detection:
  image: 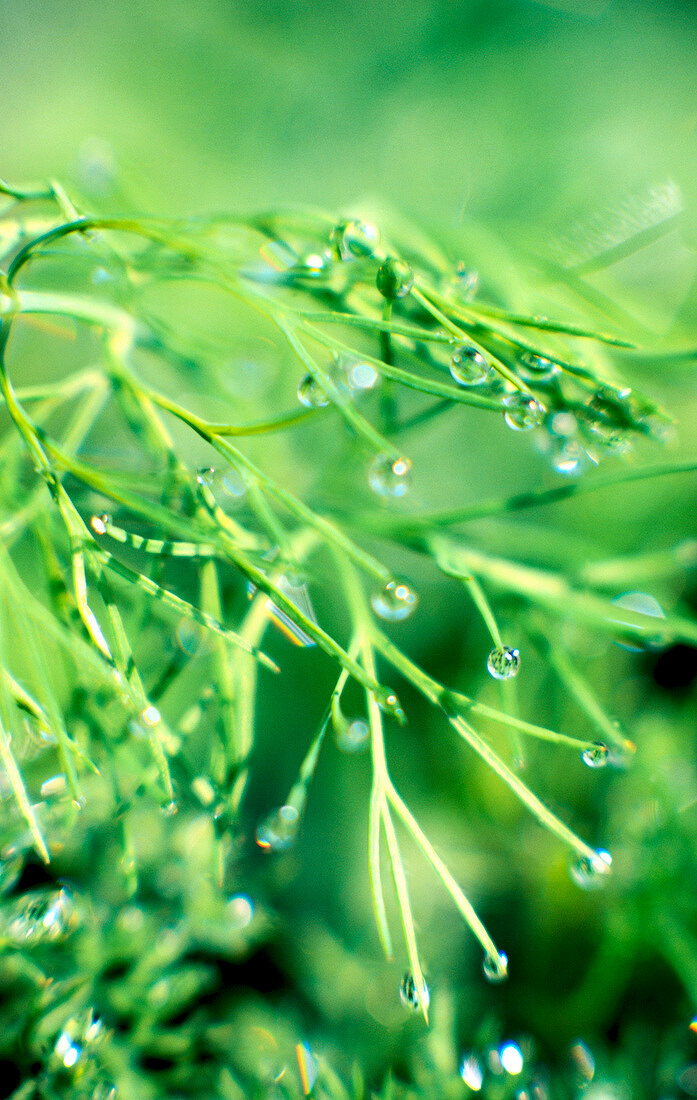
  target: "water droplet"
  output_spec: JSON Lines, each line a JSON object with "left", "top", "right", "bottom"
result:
{"left": 93, "top": 1084, "right": 118, "bottom": 1100}
{"left": 376, "top": 258, "right": 414, "bottom": 300}
{"left": 330, "top": 219, "right": 380, "bottom": 260}
{"left": 346, "top": 359, "right": 379, "bottom": 391}
{"left": 368, "top": 454, "right": 411, "bottom": 498}
{"left": 548, "top": 412, "right": 577, "bottom": 438}
{"left": 41, "top": 774, "right": 68, "bottom": 799}
{"left": 569, "top": 1040, "right": 595, "bottom": 1084}
{"left": 453, "top": 263, "right": 479, "bottom": 299}
{"left": 140, "top": 705, "right": 161, "bottom": 727}
{"left": 90, "top": 513, "right": 109, "bottom": 536}
{"left": 255, "top": 805, "right": 300, "bottom": 852}
{"left": 370, "top": 578, "right": 418, "bottom": 622}
{"left": 221, "top": 469, "right": 247, "bottom": 501}
{"left": 611, "top": 591, "right": 667, "bottom": 651}
{"left": 518, "top": 352, "right": 560, "bottom": 382}
{"left": 227, "top": 893, "right": 254, "bottom": 929}
{"left": 196, "top": 466, "right": 216, "bottom": 488}
{"left": 569, "top": 849, "right": 612, "bottom": 889}
{"left": 551, "top": 438, "right": 586, "bottom": 476}
{"left": 487, "top": 646, "right": 520, "bottom": 681}
{"left": 582, "top": 742, "right": 609, "bottom": 769}
{"left": 483, "top": 951, "right": 508, "bottom": 983}
{"left": 299, "top": 252, "right": 326, "bottom": 277}
{"left": 460, "top": 1054, "right": 484, "bottom": 1091}
{"left": 500, "top": 1042, "right": 524, "bottom": 1075}
{"left": 4, "top": 887, "right": 78, "bottom": 944}
{"left": 379, "top": 691, "right": 405, "bottom": 721}
{"left": 335, "top": 718, "right": 370, "bottom": 753}
{"left": 343, "top": 220, "right": 380, "bottom": 258}
{"left": 503, "top": 394, "right": 545, "bottom": 432}
{"left": 297, "top": 374, "right": 329, "bottom": 409}
{"left": 450, "top": 344, "right": 491, "bottom": 386}
{"left": 399, "top": 972, "right": 429, "bottom": 1013}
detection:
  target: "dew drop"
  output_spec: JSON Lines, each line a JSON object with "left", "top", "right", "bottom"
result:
{"left": 342, "top": 219, "right": 380, "bottom": 258}
{"left": 376, "top": 258, "right": 414, "bottom": 300}
{"left": 5, "top": 887, "right": 79, "bottom": 944}
{"left": 569, "top": 849, "right": 612, "bottom": 889}
{"left": 370, "top": 577, "right": 418, "bottom": 622}
{"left": 399, "top": 972, "right": 429, "bottom": 1013}
{"left": 518, "top": 351, "right": 560, "bottom": 382}
{"left": 255, "top": 804, "right": 300, "bottom": 852}
{"left": 450, "top": 344, "right": 491, "bottom": 386}
{"left": 90, "top": 513, "right": 109, "bottom": 536}
{"left": 299, "top": 252, "right": 326, "bottom": 277}
{"left": 483, "top": 951, "right": 508, "bottom": 983}
{"left": 297, "top": 374, "right": 329, "bottom": 409}
{"left": 196, "top": 466, "right": 216, "bottom": 488}
{"left": 140, "top": 705, "right": 161, "bottom": 727}
{"left": 460, "top": 1054, "right": 484, "bottom": 1091}
{"left": 93, "top": 1085, "right": 118, "bottom": 1100}
{"left": 227, "top": 893, "right": 254, "bottom": 930}
{"left": 569, "top": 1040, "right": 595, "bottom": 1084}
{"left": 487, "top": 646, "right": 520, "bottom": 681}
{"left": 368, "top": 453, "right": 411, "bottom": 498}
{"left": 500, "top": 1042, "right": 524, "bottom": 1075}
{"left": 582, "top": 742, "right": 609, "bottom": 769}
{"left": 346, "top": 359, "right": 379, "bottom": 391}
{"left": 503, "top": 394, "right": 545, "bottom": 432}
{"left": 453, "top": 263, "right": 480, "bottom": 299}
{"left": 335, "top": 718, "right": 370, "bottom": 753}
{"left": 40, "top": 774, "right": 68, "bottom": 799}
{"left": 611, "top": 591, "right": 667, "bottom": 651}
{"left": 551, "top": 439, "right": 586, "bottom": 476}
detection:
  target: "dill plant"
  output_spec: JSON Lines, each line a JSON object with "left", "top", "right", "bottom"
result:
{"left": 0, "top": 176, "right": 695, "bottom": 1097}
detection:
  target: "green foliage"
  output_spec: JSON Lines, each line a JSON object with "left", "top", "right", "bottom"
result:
{"left": 0, "top": 177, "right": 696, "bottom": 1097}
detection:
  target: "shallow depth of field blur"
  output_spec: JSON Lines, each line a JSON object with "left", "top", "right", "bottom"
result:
{"left": 2, "top": 0, "right": 697, "bottom": 1096}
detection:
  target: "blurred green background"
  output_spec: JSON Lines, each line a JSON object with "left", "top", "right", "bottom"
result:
{"left": 2, "top": 1, "right": 697, "bottom": 1096}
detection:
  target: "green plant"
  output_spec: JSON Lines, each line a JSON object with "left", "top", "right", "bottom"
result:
{"left": 0, "top": 176, "right": 696, "bottom": 1097}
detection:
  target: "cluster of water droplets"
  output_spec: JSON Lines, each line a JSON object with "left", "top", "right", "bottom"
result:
{"left": 51, "top": 1008, "right": 106, "bottom": 1076}
{"left": 370, "top": 577, "right": 418, "bottom": 622}
{"left": 487, "top": 646, "right": 521, "bottom": 681}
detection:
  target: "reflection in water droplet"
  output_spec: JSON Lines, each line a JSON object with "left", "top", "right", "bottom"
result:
{"left": 376, "top": 258, "right": 414, "bottom": 300}
{"left": 487, "top": 646, "right": 521, "bottom": 681}
{"left": 503, "top": 394, "right": 545, "bottom": 432}
{"left": 450, "top": 344, "right": 491, "bottom": 386}
{"left": 330, "top": 219, "right": 380, "bottom": 260}
{"left": 5, "top": 887, "right": 78, "bottom": 944}
{"left": 500, "top": 1042, "right": 524, "bottom": 1075}
{"left": 255, "top": 805, "right": 300, "bottom": 852}
{"left": 582, "top": 742, "right": 609, "bottom": 769}
{"left": 53, "top": 1009, "right": 104, "bottom": 1074}
{"left": 460, "top": 1054, "right": 484, "bottom": 1091}
{"left": 227, "top": 893, "right": 254, "bottom": 930}
{"left": 518, "top": 352, "right": 560, "bottom": 382}
{"left": 399, "top": 972, "right": 429, "bottom": 1013}
{"left": 569, "top": 849, "right": 612, "bottom": 889}
{"left": 483, "top": 951, "right": 508, "bottom": 983}
{"left": 300, "top": 253, "right": 326, "bottom": 277}
{"left": 297, "top": 375, "right": 329, "bottom": 409}
{"left": 370, "top": 578, "right": 418, "bottom": 622}
{"left": 368, "top": 454, "right": 411, "bottom": 498}
{"left": 335, "top": 718, "right": 370, "bottom": 753}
